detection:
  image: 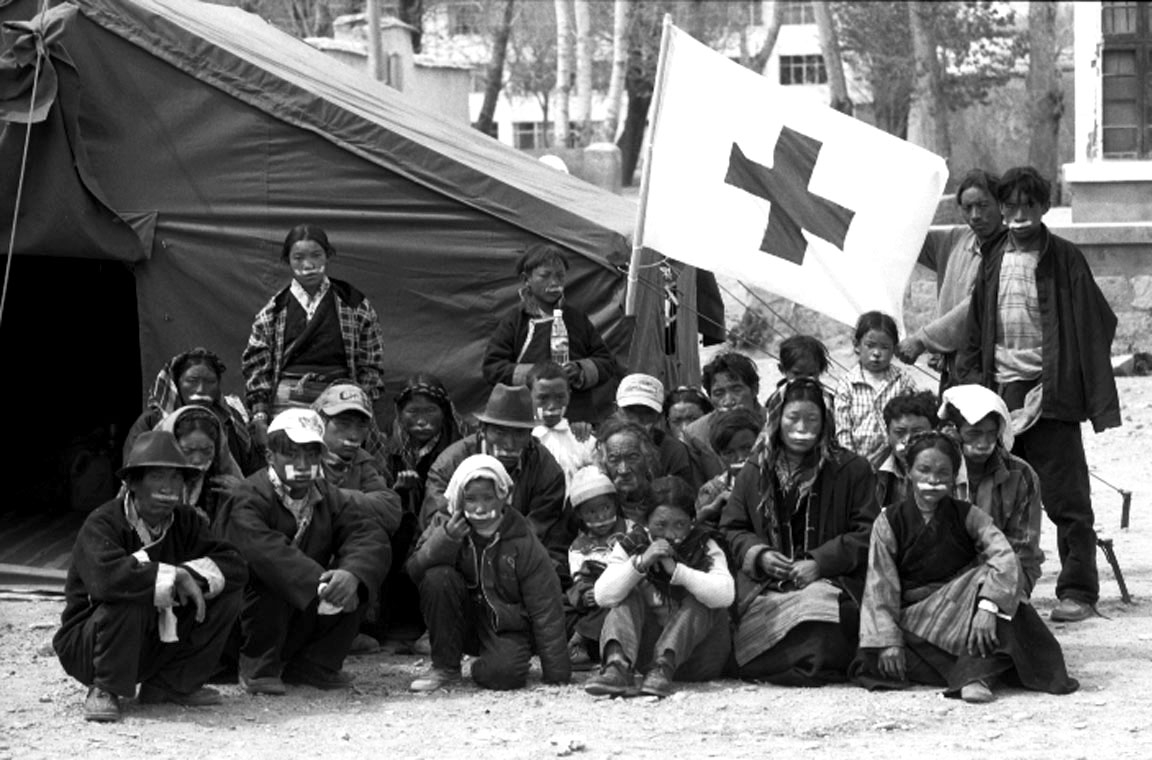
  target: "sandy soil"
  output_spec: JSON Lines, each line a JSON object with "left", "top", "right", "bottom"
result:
{"left": 2, "top": 370, "right": 1150, "bottom": 760}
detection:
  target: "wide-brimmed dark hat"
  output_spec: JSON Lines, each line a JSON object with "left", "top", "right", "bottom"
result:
{"left": 117, "top": 430, "right": 203, "bottom": 479}
{"left": 474, "top": 383, "right": 536, "bottom": 429}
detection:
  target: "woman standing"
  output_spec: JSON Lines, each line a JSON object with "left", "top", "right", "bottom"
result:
{"left": 721, "top": 378, "right": 879, "bottom": 685}
{"left": 242, "top": 225, "right": 385, "bottom": 443}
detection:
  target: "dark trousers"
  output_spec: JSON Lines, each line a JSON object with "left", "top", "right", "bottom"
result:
{"left": 238, "top": 581, "right": 362, "bottom": 680}
{"left": 600, "top": 589, "right": 731, "bottom": 681}
{"left": 54, "top": 588, "right": 242, "bottom": 699}
{"left": 419, "top": 565, "right": 533, "bottom": 691}
{"left": 1012, "top": 418, "right": 1099, "bottom": 604}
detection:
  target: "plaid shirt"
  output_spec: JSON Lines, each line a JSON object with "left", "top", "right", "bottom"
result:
{"left": 242, "top": 278, "right": 385, "bottom": 415}
{"left": 954, "top": 450, "right": 1044, "bottom": 596}
{"left": 832, "top": 364, "right": 918, "bottom": 467}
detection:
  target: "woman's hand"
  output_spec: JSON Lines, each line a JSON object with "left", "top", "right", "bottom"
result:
{"left": 878, "top": 646, "right": 906, "bottom": 681}
{"left": 638, "top": 539, "right": 673, "bottom": 572}
{"left": 967, "top": 608, "right": 999, "bottom": 657}
{"left": 757, "top": 550, "right": 793, "bottom": 581}
{"left": 789, "top": 559, "right": 820, "bottom": 589}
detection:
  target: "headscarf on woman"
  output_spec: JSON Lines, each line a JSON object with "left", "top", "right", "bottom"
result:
{"left": 156, "top": 405, "right": 242, "bottom": 522}
{"left": 444, "top": 454, "right": 513, "bottom": 514}
{"left": 390, "top": 374, "right": 465, "bottom": 475}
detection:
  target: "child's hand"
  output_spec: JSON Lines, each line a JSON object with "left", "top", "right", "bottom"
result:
{"left": 444, "top": 511, "right": 469, "bottom": 540}
{"left": 639, "top": 539, "right": 673, "bottom": 571}
{"left": 581, "top": 588, "right": 597, "bottom": 608}
{"left": 757, "top": 550, "right": 793, "bottom": 581}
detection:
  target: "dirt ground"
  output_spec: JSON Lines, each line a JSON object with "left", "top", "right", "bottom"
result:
{"left": 2, "top": 367, "right": 1150, "bottom": 760}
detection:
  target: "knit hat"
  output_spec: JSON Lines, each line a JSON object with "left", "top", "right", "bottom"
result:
{"left": 569, "top": 466, "right": 616, "bottom": 507}
{"left": 616, "top": 373, "right": 665, "bottom": 413}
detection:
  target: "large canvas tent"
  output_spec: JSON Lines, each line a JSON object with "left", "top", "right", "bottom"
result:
{"left": 0, "top": 0, "right": 721, "bottom": 417}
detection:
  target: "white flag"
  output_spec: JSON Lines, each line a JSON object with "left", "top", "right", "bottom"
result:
{"left": 640, "top": 25, "right": 948, "bottom": 328}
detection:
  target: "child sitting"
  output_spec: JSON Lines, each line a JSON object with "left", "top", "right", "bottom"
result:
{"left": 407, "top": 454, "right": 570, "bottom": 691}
{"left": 874, "top": 390, "right": 938, "bottom": 507}
{"left": 566, "top": 467, "right": 632, "bottom": 670}
{"left": 528, "top": 362, "right": 597, "bottom": 489}
{"left": 585, "top": 476, "right": 734, "bottom": 699}
{"left": 834, "top": 312, "right": 919, "bottom": 467}
{"left": 482, "top": 243, "right": 620, "bottom": 423}
{"left": 694, "top": 408, "right": 761, "bottom": 526}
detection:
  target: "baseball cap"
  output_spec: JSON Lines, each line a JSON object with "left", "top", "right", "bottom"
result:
{"left": 314, "top": 383, "right": 373, "bottom": 418}
{"left": 268, "top": 408, "right": 327, "bottom": 446}
{"left": 616, "top": 373, "right": 665, "bottom": 414}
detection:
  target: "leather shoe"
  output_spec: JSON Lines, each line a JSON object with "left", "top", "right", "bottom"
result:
{"left": 138, "top": 683, "right": 222, "bottom": 706}
{"left": 84, "top": 686, "right": 121, "bottom": 722}
{"left": 639, "top": 660, "right": 675, "bottom": 699}
{"left": 1050, "top": 598, "right": 1093, "bottom": 623}
{"left": 960, "top": 680, "right": 995, "bottom": 704}
{"left": 282, "top": 661, "right": 354, "bottom": 690}
{"left": 239, "top": 673, "right": 287, "bottom": 696}
{"left": 584, "top": 660, "right": 632, "bottom": 697}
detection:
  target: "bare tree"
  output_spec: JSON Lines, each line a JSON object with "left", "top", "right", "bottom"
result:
{"left": 1026, "top": 0, "right": 1063, "bottom": 195}
{"left": 573, "top": 0, "right": 593, "bottom": 146}
{"left": 475, "top": 0, "right": 517, "bottom": 138}
{"left": 553, "top": 0, "right": 573, "bottom": 148}
{"left": 746, "top": 0, "right": 782, "bottom": 75}
{"left": 907, "top": 0, "right": 951, "bottom": 172}
{"left": 398, "top": 0, "right": 424, "bottom": 53}
{"left": 813, "top": 1, "right": 850, "bottom": 113}
{"left": 600, "top": 0, "right": 630, "bottom": 143}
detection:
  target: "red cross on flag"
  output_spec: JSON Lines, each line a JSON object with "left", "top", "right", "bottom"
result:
{"left": 637, "top": 24, "right": 948, "bottom": 328}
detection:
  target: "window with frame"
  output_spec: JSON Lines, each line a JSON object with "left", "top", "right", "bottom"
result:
{"left": 513, "top": 121, "right": 548, "bottom": 150}
{"left": 778, "top": 54, "right": 827, "bottom": 86}
{"left": 780, "top": 1, "right": 816, "bottom": 26}
{"left": 1100, "top": 1, "right": 1152, "bottom": 157}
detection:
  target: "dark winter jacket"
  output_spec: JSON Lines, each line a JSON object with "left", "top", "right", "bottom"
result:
{"left": 407, "top": 508, "right": 571, "bottom": 685}
{"left": 955, "top": 225, "right": 1121, "bottom": 432}
{"left": 216, "top": 470, "right": 391, "bottom": 610}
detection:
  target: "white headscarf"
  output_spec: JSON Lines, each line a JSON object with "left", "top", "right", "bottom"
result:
{"left": 446, "top": 454, "right": 514, "bottom": 513}
{"left": 939, "top": 384, "right": 1014, "bottom": 451}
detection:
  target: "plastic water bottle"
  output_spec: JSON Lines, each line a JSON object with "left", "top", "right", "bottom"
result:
{"left": 550, "top": 308, "right": 569, "bottom": 365}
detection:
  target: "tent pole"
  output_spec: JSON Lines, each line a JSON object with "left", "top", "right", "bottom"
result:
{"left": 625, "top": 13, "right": 673, "bottom": 316}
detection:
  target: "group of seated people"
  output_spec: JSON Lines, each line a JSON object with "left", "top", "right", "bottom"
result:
{"left": 55, "top": 195, "right": 1093, "bottom": 722}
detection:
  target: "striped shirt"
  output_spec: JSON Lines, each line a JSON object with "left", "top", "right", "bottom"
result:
{"left": 994, "top": 249, "right": 1043, "bottom": 382}
{"left": 833, "top": 364, "right": 919, "bottom": 467}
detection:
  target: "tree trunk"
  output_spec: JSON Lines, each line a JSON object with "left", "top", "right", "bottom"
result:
{"left": 813, "top": 0, "right": 850, "bottom": 114}
{"left": 617, "top": 87, "right": 650, "bottom": 187}
{"left": 747, "top": 0, "right": 782, "bottom": 75}
{"left": 599, "top": 0, "right": 629, "bottom": 143}
{"left": 366, "top": 0, "right": 384, "bottom": 82}
{"left": 553, "top": 0, "right": 573, "bottom": 148}
{"left": 1027, "top": 0, "right": 1063, "bottom": 201}
{"left": 398, "top": 0, "right": 424, "bottom": 54}
{"left": 475, "top": 0, "right": 516, "bottom": 138}
{"left": 573, "top": 0, "right": 593, "bottom": 147}
{"left": 907, "top": 1, "right": 951, "bottom": 174}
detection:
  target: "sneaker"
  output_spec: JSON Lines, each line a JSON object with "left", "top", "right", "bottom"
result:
{"left": 1050, "top": 598, "right": 1093, "bottom": 623}
{"left": 282, "top": 661, "right": 355, "bottom": 690}
{"left": 137, "top": 683, "right": 222, "bottom": 706}
{"left": 584, "top": 660, "right": 632, "bottom": 697}
{"left": 349, "top": 633, "right": 382, "bottom": 655}
{"left": 639, "top": 660, "right": 675, "bottom": 699}
{"left": 409, "top": 666, "right": 461, "bottom": 692}
{"left": 960, "top": 680, "right": 995, "bottom": 704}
{"left": 84, "top": 686, "right": 121, "bottom": 722}
{"left": 239, "top": 673, "right": 287, "bottom": 696}
{"left": 569, "top": 643, "right": 596, "bottom": 672}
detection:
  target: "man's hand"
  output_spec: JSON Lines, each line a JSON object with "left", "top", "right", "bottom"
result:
{"left": 638, "top": 539, "right": 673, "bottom": 572}
{"left": 570, "top": 421, "right": 594, "bottom": 443}
{"left": 173, "top": 567, "right": 206, "bottom": 623}
{"left": 319, "top": 568, "right": 360, "bottom": 611}
{"left": 789, "top": 559, "right": 820, "bottom": 589}
{"left": 967, "top": 608, "right": 999, "bottom": 657}
{"left": 878, "top": 645, "right": 906, "bottom": 681}
{"left": 444, "top": 511, "right": 470, "bottom": 540}
{"left": 896, "top": 337, "right": 926, "bottom": 364}
{"left": 757, "top": 550, "right": 793, "bottom": 581}
{"left": 393, "top": 469, "right": 421, "bottom": 492}
{"left": 563, "top": 362, "right": 584, "bottom": 389}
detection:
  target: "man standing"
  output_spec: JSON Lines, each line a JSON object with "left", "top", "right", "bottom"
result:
{"left": 956, "top": 166, "right": 1120, "bottom": 623}
{"left": 54, "top": 431, "right": 246, "bottom": 722}
{"left": 218, "top": 408, "right": 391, "bottom": 694}
{"left": 898, "top": 169, "right": 1006, "bottom": 390}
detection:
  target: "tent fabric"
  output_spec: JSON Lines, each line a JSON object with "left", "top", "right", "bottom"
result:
{"left": 1, "top": 0, "right": 708, "bottom": 417}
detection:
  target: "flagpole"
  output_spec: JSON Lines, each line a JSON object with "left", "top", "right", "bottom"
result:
{"left": 624, "top": 13, "right": 674, "bottom": 316}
